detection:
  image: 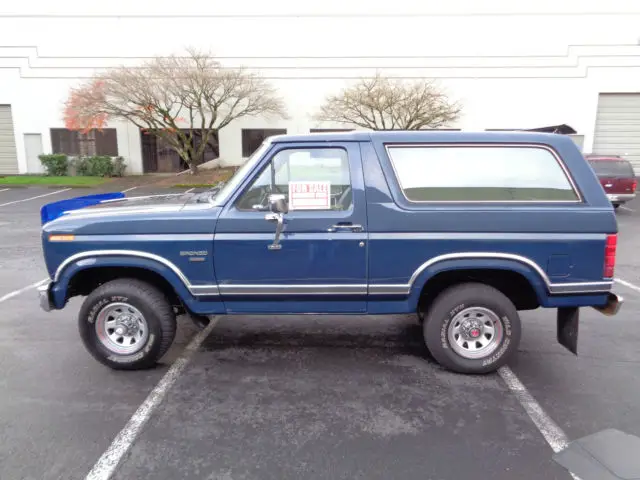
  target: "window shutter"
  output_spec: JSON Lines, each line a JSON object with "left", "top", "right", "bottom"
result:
{"left": 95, "top": 129, "right": 118, "bottom": 156}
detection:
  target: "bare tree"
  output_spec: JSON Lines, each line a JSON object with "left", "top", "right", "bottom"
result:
{"left": 64, "top": 48, "right": 288, "bottom": 173}
{"left": 314, "top": 73, "right": 461, "bottom": 130}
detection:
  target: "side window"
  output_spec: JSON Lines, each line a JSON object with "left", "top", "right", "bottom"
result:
{"left": 386, "top": 145, "right": 580, "bottom": 202}
{"left": 236, "top": 148, "right": 352, "bottom": 211}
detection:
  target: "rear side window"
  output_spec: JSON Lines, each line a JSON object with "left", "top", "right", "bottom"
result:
{"left": 588, "top": 159, "right": 635, "bottom": 177}
{"left": 386, "top": 145, "right": 580, "bottom": 202}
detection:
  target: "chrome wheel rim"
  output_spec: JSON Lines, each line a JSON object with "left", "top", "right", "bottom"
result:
{"left": 447, "top": 307, "right": 504, "bottom": 360}
{"left": 95, "top": 302, "right": 149, "bottom": 355}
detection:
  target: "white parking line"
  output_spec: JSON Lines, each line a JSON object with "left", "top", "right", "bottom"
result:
{"left": 615, "top": 277, "right": 640, "bottom": 293}
{"left": 122, "top": 186, "right": 138, "bottom": 193}
{"left": 0, "top": 188, "right": 71, "bottom": 207}
{"left": 0, "top": 278, "right": 49, "bottom": 304}
{"left": 498, "top": 366, "right": 569, "bottom": 452}
{"left": 85, "top": 316, "right": 219, "bottom": 480}
{"left": 0, "top": 188, "right": 9, "bottom": 193}
{"left": 620, "top": 206, "right": 635, "bottom": 212}
{"left": 184, "top": 188, "right": 195, "bottom": 194}
{"left": 498, "top": 366, "right": 580, "bottom": 479}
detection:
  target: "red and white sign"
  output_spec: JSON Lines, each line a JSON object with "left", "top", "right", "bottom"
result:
{"left": 288, "top": 181, "right": 331, "bottom": 210}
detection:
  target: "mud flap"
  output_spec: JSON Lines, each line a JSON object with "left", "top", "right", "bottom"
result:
{"left": 557, "top": 307, "right": 579, "bottom": 355}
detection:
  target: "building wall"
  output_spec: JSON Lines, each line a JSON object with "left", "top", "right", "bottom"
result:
{"left": 1, "top": 0, "right": 640, "bottom": 173}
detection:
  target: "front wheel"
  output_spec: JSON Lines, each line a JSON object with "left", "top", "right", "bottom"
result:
{"left": 423, "top": 283, "right": 521, "bottom": 374}
{"left": 78, "top": 279, "right": 177, "bottom": 370}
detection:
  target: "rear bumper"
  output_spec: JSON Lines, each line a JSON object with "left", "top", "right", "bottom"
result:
{"left": 607, "top": 193, "right": 636, "bottom": 204}
{"left": 592, "top": 292, "right": 624, "bottom": 316}
{"left": 38, "top": 281, "right": 53, "bottom": 312}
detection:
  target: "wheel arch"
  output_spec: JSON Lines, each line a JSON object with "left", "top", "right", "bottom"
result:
{"left": 409, "top": 255, "right": 548, "bottom": 312}
{"left": 51, "top": 252, "right": 195, "bottom": 309}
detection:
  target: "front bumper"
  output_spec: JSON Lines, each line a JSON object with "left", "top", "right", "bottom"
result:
{"left": 38, "top": 281, "right": 53, "bottom": 312}
{"left": 607, "top": 193, "right": 636, "bottom": 204}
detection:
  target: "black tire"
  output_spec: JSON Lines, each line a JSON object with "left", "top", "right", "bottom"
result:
{"left": 78, "top": 278, "right": 177, "bottom": 370}
{"left": 613, "top": 204, "right": 620, "bottom": 210}
{"left": 423, "top": 283, "right": 521, "bottom": 374}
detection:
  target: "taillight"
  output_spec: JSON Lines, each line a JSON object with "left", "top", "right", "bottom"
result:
{"left": 632, "top": 179, "right": 638, "bottom": 193}
{"left": 604, "top": 234, "right": 617, "bottom": 278}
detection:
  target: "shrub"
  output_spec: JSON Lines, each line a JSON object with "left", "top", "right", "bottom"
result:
{"left": 76, "top": 156, "right": 114, "bottom": 177}
{"left": 112, "top": 156, "right": 127, "bottom": 177}
{"left": 39, "top": 154, "right": 69, "bottom": 176}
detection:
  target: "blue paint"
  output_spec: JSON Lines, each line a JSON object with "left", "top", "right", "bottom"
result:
{"left": 38, "top": 131, "right": 618, "bottom": 322}
{"left": 40, "top": 192, "right": 124, "bottom": 225}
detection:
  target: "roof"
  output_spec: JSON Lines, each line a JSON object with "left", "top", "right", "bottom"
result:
{"left": 269, "top": 129, "right": 569, "bottom": 145}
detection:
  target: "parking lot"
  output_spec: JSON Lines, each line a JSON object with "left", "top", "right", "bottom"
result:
{"left": 1, "top": 186, "right": 640, "bottom": 480}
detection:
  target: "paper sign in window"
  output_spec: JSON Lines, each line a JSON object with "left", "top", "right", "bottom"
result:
{"left": 288, "top": 181, "right": 331, "bottom": 210}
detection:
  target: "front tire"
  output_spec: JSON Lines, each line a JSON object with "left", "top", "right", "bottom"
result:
{"left": 424, "top": 283, "right": 521, "bottom": 374}
{"left": 78, "top": 279, "right": 177, "bottom": 370}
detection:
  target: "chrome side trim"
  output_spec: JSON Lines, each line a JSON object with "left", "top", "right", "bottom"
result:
{"left": 548, "top": 282, "right": 614, "bottom": 294}
{"left": 384, "top": 143, "right": 583, "bottom": 204}
{"left": 189, "top": 285, "right": 221, "bottom": 296}
{"left": 218, "top": 284, "right": 368, "bottom": 295}
{"left": 368, "top": 284, "right": 411, "bottom": 295}
{"left": 368, "top": 232, "right": 606, "bottom": 241}
{"left": 53, "top": 249, "right": 220, "bottom": 297}
{"left": 405, "top": 252, "right": 612, "bottom": 295}
{"left": 67, "top": 234, "right": 214, "bottom": 242}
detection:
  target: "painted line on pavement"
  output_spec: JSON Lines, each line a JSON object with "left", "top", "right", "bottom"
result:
{"left": 0, "top": 278, "right": 49, "bottom": 304}
{"left": 620, "top": 206, "right": 635, "bottom": 212}
{"left": 615, "top": 277, "right": 640, "bottom": 293}
{"left": 184, "top": 188, "right": 195, "bottom": 194}
{"left": 498, "top": 366, "right": 579, "bottom": 479}
{"left": 122, "top": 186, "right": 138, "bottom": 193}
{"left": 0, "top": 188, "right": 9, "bottom": 193}
{"left": 85, "top": 316, "right": 220, "bottom": 480}
{"left": 0, "top": 188, "right": 71, "bottom": 207}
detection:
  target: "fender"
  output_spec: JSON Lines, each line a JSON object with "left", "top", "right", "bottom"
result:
{"left": 405, "top": 253, "right": 550, "bottom": 311}
{"left": 50, "top": 250, "right": 217, "bottom": 309}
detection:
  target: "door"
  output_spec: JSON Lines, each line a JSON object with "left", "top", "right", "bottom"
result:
{"left": 24, "top": 133, "right": 44, "bottom": 174}
{"left": 213, "top": 142, "right": 368, "bottom": 314}
{"left": 593, "top": 93, "right": 640, "bottom": 174}
{"left": 0, "top": 105, "right": 18, "bottom": 174}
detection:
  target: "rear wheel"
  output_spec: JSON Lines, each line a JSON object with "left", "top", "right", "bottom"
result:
{"left": 613, "top": 204, "right": 620, "bottom": 210}
{"left": 78, "top": 278, "right": 177, "bottom": 370}
{"left": 423, "top": 283, "right": 521, "bottom": 374}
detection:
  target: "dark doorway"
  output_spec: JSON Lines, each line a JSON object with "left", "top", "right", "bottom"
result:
{"left": 140, "top": 129, "right": 220, "bottom": 173}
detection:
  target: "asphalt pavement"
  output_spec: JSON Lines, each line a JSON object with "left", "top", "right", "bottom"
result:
{"left": 1, "top": 186, "right": 640, "bottom": 480}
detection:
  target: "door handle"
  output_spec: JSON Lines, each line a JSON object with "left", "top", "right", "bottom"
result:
{"left": 327, "top": 223, "right": 363, "bottom": 233}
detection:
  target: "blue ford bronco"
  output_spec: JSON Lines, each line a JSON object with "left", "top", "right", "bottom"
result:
{"left": 38, "top": 131, "right": 622, "bottom": 374}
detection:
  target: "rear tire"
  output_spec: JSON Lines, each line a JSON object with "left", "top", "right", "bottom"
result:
{"left": 613, "top": 204, "right": 620, "bottom": 210}
{"left": 423, "top": 283, "right": 521, "bottom": 374}
{"left": 78, "top": 278, "right": 177, "bottom": 370}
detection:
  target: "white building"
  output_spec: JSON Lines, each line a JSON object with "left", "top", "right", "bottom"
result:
{"left": 2, "top": 0, "right": 640, "bottom": 175}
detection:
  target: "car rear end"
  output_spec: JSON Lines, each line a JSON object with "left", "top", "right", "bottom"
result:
{"left": 586, "top": 155, "right": 637, "bottom": 207}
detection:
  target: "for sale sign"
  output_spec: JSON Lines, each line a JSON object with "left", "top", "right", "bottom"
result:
{"left": 288, "top": 181, "right": 331, "bottom": 210}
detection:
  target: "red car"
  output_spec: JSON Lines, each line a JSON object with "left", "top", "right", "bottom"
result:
{"left": 585, "top": 154, "right": 637, "bottom": 209}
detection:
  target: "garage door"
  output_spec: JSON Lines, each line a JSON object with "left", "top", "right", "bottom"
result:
{"left": 593, "top": 93, "right": 640, "bottom": 173}
{"left": 0, "top": 105, "right": 18, "bottom": 174}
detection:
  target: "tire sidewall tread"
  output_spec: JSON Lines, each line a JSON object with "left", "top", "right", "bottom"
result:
{"left": 424, "top": 283, "right": 522, "bottom": 374}
{"left": 78, "top": 278, "right": 176, "bottom": 370}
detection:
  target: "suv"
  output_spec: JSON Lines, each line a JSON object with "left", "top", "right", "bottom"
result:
{"left": 38, "top": 131, "right": 623, "bottom": 375}
{"left": 585, "top": 154, "right": 637, "bottom": 209}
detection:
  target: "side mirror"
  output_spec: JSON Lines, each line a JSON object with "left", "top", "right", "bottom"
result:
{"left": 268, "top": 194, "right": 288, "bottom": 214}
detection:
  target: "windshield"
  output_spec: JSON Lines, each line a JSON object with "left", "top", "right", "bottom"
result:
{"left": 588, "top": 159, "right": 635, "bottom": 177}
{"left": 210, "top": 140, "right": 273, "bottom": 205}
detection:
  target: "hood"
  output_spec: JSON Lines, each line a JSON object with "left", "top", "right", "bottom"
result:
{"left": 41, "top": 191, "right": 211, "bottom": 225}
